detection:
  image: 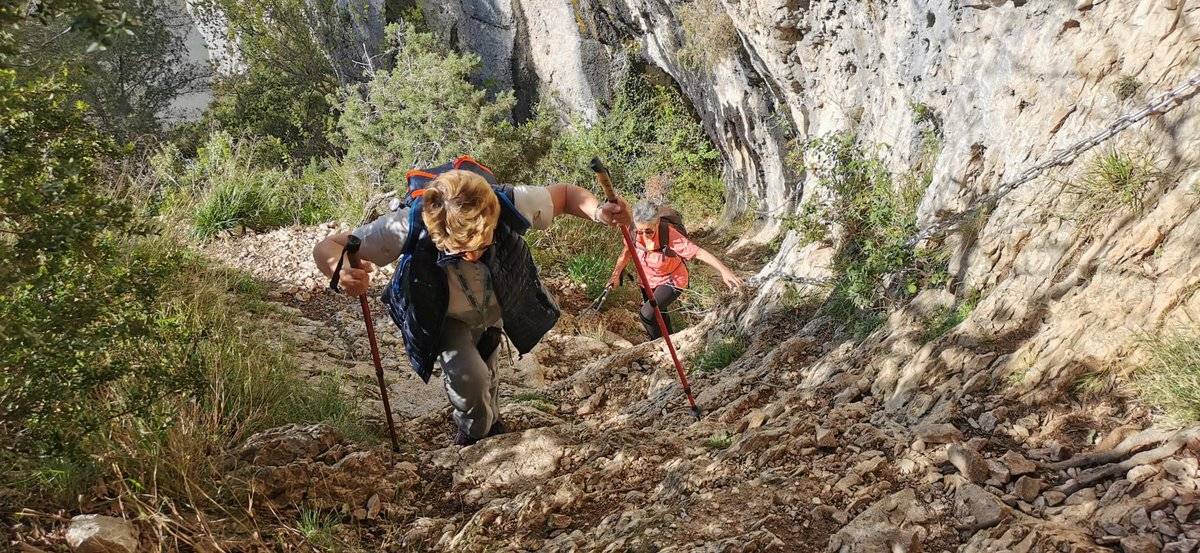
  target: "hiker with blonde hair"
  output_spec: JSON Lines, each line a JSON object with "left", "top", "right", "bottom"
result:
{"left": 608, "top": 201, "right": 742, "bottom": 341}
{"left": 315, "top": 159, "right": 629, "bottom": 445}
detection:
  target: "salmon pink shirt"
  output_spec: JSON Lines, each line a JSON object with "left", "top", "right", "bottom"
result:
{"left": 625, "top": 226, "right": 700, "bottom": 289}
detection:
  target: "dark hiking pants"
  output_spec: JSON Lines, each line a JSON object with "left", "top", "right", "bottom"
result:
{"left": 639, "top": 284, "right": 683, "bottom": 340}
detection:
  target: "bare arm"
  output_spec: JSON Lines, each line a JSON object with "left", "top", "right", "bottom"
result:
{"left": 608, "top": 245, "right": 632, "bottom": 287}
{"left": 546, "top": 183, "right": 631, "bottom": 226}
{"left": 313, "top": 231, "right": 376, "bottom": 296}
{"left": 693, "top": 247, "right": 743, "bottom": 290}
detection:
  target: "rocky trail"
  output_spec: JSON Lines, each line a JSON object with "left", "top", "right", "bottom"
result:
{"left": 188, "top": 222, "right": 1200, "bottom": 552}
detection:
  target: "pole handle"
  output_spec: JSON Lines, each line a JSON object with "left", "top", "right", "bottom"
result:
{"left": 589, "top": 158, "right": 619, "bottom": 202}
{"left": 345, "top": 234, "right": 363, "bottom": 270}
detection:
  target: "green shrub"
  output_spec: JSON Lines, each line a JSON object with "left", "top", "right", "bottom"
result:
{"left": 337, "top": 24, "right": 530, "bottom": 191}
{"left": 528, "top": 70, "right": 725, "bottom": 223}
{"left": 1068, "top": 147, "right": 1161, "bottom": 220}
{"left": 1136, "top": 331, "right": 1200, "bottom": 423}
{"left": 208, "top": 0, "right": 343, "bottom": 161}
{"left": 790, "top": 133, "right": 945, "bottom": 338}
{"left": 0, "top": 70, "right": 199, "bottom": 458}
{"left": 692, "top": 334, "right": 748, "bottom": 373}
{"left": 677, "top": 0, "right": 740, "bottom": 70}
{"left": 513, "top": 392, "right": 557, "bottom": 413}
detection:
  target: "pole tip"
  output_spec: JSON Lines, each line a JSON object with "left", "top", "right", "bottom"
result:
{"left": 690, "top": 405, "right": 703, "bottom": 420}
{"left": 589, "top": 157, "right": 607, "bottom": 173}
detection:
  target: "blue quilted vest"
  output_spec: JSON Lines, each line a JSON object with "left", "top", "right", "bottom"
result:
{"left": 381, "top": 185, "right": 561, "bottom": 382}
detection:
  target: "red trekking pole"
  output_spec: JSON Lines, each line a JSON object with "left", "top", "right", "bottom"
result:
{"left": 590, "top": 158, "right": 702, "bottom": 420}
{"left": 329, "top": 235, "right": 401, "bottom": 451}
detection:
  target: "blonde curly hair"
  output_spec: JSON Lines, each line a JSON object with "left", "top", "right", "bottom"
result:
{"left": 420, "top": 170, "right": 501, "bottom": 253}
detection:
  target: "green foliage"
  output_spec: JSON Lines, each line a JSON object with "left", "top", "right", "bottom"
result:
{"left": 1136, "top": 331, "right": 1200, "bottom": 423}
{"left": 0, "top": 0, "right": 132, "bottom": 61}
{"left": 297, "top": 508, "right": 342, "bottom": 549}
{"left": 567, "top": 252, "right": 614, "bottom": 299}
{"left": 1068, "top": 147, "right": 1161, "bottom": 221}
{"left": 921, "top": 290, "right": 980, "bottom": 344}
{"left": 1113, "top": 75, "right": 1142, "bottom": 101}
{"left": 530, "top": 72, "right": 725, "bottom": 223}
{"left": 692, "top": 334, "right": 748, "bottom": 373}
{"left": 206, "top": 0, "right": 343, "bottom": 161}
{"left": 155, "top": 131, "right": 345, "bottom": 239}
{"left": 790, "top": 133, "right": 945, "bottom": 338}
{"left": 677, "top": 0, "right": 740, "bottom": 70}
{"left": 338, "top": 25, "right": 525, "bottom": 190}
{"left": 513, "top": 392, "right": 557, "bottom": 413}
{"left": 0, "top": 70, "right": 201, "bottom": 457}
{"left": 703, "top": 431, "right": 734, "bottom": 449}
{"left": 9, "top": 0, "right": 208, "bottom": 142}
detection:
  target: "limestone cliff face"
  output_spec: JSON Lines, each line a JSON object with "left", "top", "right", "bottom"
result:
{"left": 430, "top": 0, "right": 1200, "bottom": 399}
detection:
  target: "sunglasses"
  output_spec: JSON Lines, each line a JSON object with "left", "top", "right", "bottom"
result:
{"left": 436, "top": 243, "right": 494, "bottom": 266}
{"left": 634, "top": 228, "right": 656, "bottom": 236}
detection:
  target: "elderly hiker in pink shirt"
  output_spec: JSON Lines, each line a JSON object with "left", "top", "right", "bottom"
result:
{"left": 608, "top": 201, "right": 743, "bottom": 340}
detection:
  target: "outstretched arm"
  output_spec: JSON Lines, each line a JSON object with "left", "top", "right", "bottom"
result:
{"left": 693, "top": 247, "right": 743, "bottom": 290}
{"left": 547, "top": 183, "right": 631, "bottom": 226}
{"left": 608, "top": 245, "right": 632, "bottom": 287}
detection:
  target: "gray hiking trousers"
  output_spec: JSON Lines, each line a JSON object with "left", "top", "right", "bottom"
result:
{"left": 440, "top": 317, "right": 502, "bottom": 440}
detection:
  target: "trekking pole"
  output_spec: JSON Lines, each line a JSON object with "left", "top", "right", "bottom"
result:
{"left": 329, "top": 235, "right": 401, "bottom": 451}
{"left": 590, "top": 158, "right": 702, "bottom": 420}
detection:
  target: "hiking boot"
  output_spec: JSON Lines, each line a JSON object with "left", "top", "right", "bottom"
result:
{"left": 454, "top": 428, "right": 478, "bottom": 447}
{"left": 487, "top": 419, "right": 508, "bottom": 437}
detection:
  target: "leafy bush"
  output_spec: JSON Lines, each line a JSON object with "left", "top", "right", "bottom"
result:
{"left": 0, "top": 70, "right": 198, "bottom": 457}
{"left": 207, "top": 0, "right": 344, "bottom": 161}
{"left": 337, "top": 25, "right": 532, "bottom": 191}
{"left": 1136, "top": 331, "right": 1200, "bottom": 423}
{"left": 791, "top": 133, "right": 945, "bottom": 338}
{"left": 692, "top": 334, "right": 748, "bottom": 373}
{"left": 677, "top": 0, "right": 741, "bottom": 70}
{"left": 1067, "top": 147, "right": 1161, "bottom": 221}
{"left": 703, "top": 431, "right": 734, "bottom": 449}
{"left": 529, "top": 71, "right": 725, "bottom": 223}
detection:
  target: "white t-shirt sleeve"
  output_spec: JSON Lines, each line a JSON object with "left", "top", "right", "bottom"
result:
{"left": 351, "top": 208, "right": 411, "bottom": 266}
{"left": 513, "top": 185, "right": 555, "bottom": 231}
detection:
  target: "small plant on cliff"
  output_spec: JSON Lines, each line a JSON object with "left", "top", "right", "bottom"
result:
{"left": 1135, "top": 331, "right": 1200, "bottom": 422}
{"left": 921, "top": 289, "right": 980, "bottom": 344}
{"left": 692, "top": 334, "right": 749, "bottom": 373}
{"left": 704, "top": 431, "right": 734, "bottom": 449}
{"left": 1067, "top": 147, "right": 1161, "bottom": 221}
{"left": 791, "top": 133, "right": 944, "bottom": 338}
{"left": 677, "top": 0, "right": 741, "bottom": 70}
{"left": 1113, "top": 75, "right": 1142, "bottom": 101}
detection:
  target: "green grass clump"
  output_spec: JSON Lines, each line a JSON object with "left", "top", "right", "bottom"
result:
{"left": 1113, "top": 75, "right": 1142, "bottom": 101}
{"left": 567, "top": 251, "right": 614, "bottom": 299}
{"left": 1068, "top": 147, "right": 1161, "bottom": 220}
{"left": 155, "top": 131, "right": 345, "bottom": 239}
{"left": 1136, "top": 331, "right": 1200, "bottom": 423}
{"left": 296, "top": 508, "right": 342, "bottom": 549}
{"left": 703, "top": 431, "right": 734, "bottom": 449}
{"left": 921, "top": 290, "right": 980, "bottom": 344}
{"left": 513, "top": 392, "right": 557, "bottom": 413}
{"left": 692, "top": 334, "right": 748, "bottom": 373}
